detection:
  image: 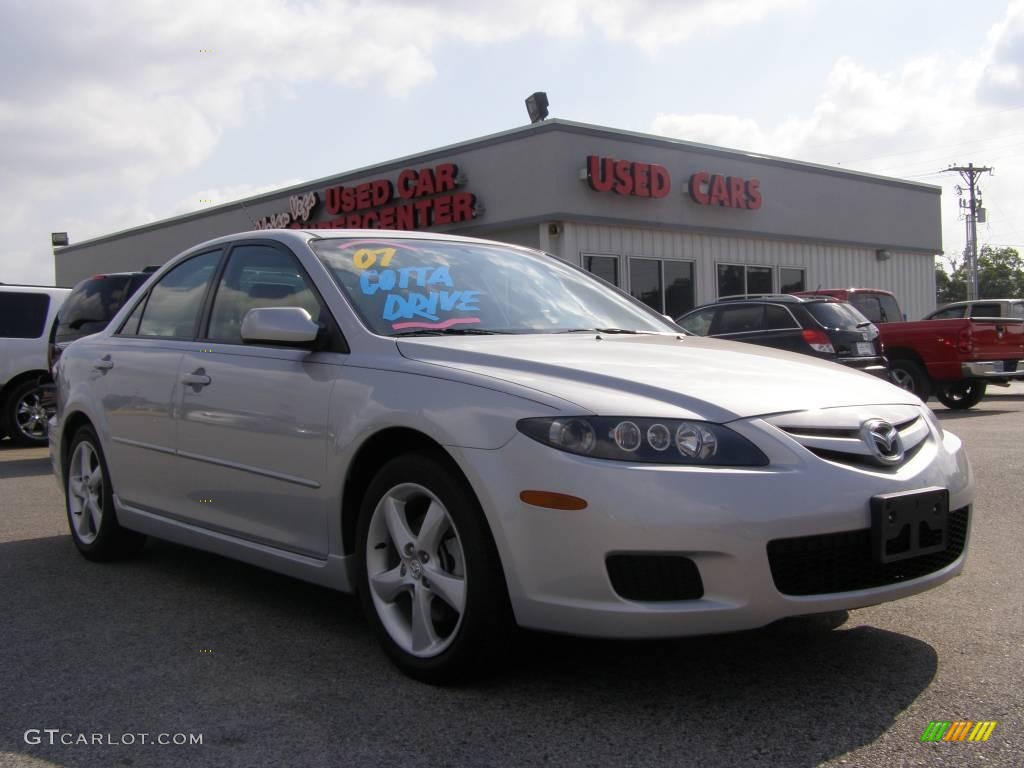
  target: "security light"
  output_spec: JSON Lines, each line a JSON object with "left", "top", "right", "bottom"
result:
{"left": 526, "top": 92, "right": 549, "bottom": 124}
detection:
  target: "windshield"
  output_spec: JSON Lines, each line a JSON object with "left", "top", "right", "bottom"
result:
{"left": 310, "top": 237, "right": 673, "bottom": 336}
{"left": 805, "top": 301, "right": 872, "bottom": 330}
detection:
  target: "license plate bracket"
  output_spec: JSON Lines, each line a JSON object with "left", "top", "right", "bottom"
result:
{"left": 870, "top": 487, "right": 949, "bottom": 564}
{"left": 856, "top": 341, "right": 874, "bottom": 356}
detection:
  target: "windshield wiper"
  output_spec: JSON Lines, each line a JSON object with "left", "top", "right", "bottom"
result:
{"left": 557, "top": 327, "right": 643, "bottom": 334}
{"left": 391, "top": 328, "right": 506, "bottom": 337}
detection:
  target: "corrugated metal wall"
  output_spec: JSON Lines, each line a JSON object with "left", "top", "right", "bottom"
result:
{"left": 556, "top": 222, "right": 937, "bottom": 320}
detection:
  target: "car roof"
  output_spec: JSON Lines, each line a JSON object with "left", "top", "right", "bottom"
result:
{"left": 681, "top": 294, "right": 841, "bottom": 314}
{"left": 0, "top": 284, "right": 71, "bottom": 293}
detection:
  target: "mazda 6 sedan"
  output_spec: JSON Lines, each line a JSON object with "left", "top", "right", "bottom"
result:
{"left": 51, "top": 229, "right": 974, "bottom": 683}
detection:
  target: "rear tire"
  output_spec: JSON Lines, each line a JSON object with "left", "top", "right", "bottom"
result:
{"left": 356, "top": 453, "right": 513, "bottom": 684}
{"left": 65, "top": 426, "right": 146, "bottom": 560}
{"left": 889, "top": 359, "right": 932, "bottom": 401}
{"left": 4, "top": 379, "right": 53, "bottom": 446}
{"left": 936, "top": 380, "right": 987, "bottom": 410}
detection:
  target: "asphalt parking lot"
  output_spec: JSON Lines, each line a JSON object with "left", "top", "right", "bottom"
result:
{"left": 1, "top": 389, "right": 1022, "bottom": 768}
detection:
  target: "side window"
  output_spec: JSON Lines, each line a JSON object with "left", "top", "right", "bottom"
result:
{"left": 584, "top": 254, "right": 619, "bottom": 287}
{"left": 928, "top": 306, "right": 966, "bottom": 320}
{"left": 852, "top": 295, "right": 882, "bottom": 323}
{"left": 764, "top": 305, "right": 799, "bottom": 330}
{"left": 117, "top": 293, "right": 148, "bottom": 336}
{"left": 206, "top": 244, "right": 323, "bottom": 344}
{"left": 137, "top": 251, "right": 221, "bottom": 338}
{"left": 1012, "top": 303, "right": 1024, "bottom": 320}
{"left": 678, "top": 309, "right": 715, "bottom": 336}
{"left": 55, "top": 275, "right": 133, "bottom": 343}
{"left": 0, "top": 292, "right": 50, "bottom": 339}
{"left": 716, "top": 305, "right": 764, "bottom": 335}
{"left": 878, "top": 294, "right": 902, "bottom": 322}
{"left": 970, "top": 303, "right": 1002, "bottom": 319}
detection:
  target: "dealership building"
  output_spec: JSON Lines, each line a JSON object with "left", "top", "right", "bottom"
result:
{"left": 54, "top": 119, "right": 942, "bottom": 320}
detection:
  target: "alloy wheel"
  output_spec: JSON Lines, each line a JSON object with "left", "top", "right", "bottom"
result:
{"left": 15, "top": 387, "right": 50, "bottom": 442}
{"left": 365, "top": 483, "right": 467, "bottom": 658}
{"left": 68, "top": 441, "right": 104, "bottom": 545}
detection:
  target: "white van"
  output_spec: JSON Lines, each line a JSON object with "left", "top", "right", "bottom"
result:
{"left": 0, "top": 285, "right": 70, "bottom": 445}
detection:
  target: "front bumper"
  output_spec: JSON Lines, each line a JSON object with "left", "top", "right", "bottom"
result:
{"left": 454, "top": 414, "right": 973, "bottom": 638}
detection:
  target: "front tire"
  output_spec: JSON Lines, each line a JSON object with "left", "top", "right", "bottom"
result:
{"left": 889, "top": 359, "right": 932, "bottom": 401}
{"left": 65, "top": 426, "right": 146, "bottom": 561}
{"left": 356, "top": 453, "right": 513, "bottom": 684}
{"left": 936, "top": 380, "right": 987, "bottom": 410}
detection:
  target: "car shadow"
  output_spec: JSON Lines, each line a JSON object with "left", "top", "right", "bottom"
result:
{"left": 0, "top": 454, "right": 53, "bottom": 479}
{"left": 0, "top": 535, "right": 938, "bottom": 768}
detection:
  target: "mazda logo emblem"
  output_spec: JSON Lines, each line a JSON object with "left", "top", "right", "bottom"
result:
{"left": 861, "top": 419, "right": 904, "bottom": 466}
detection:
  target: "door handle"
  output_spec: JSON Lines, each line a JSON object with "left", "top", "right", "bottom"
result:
{"left": 93, "top": 356, "right": 113, "bottom": 371}
{"left": 181, "top": 370, "right": 212, "bottom": 387}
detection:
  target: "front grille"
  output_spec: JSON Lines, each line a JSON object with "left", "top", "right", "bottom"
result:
{"left": 606, "top": 554, "right": 704, "bottom": 601}
{"left": 767, "top": 506, "right": 969, "bottom": 596}
{"left": 769, "top": 408, "right": 931, "bottom": 470}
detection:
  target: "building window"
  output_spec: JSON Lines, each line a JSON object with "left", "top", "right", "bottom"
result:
{"left": 664, "top": 260, "right": 695, "bottom": 317}
{"left": 780, "top": 267, "right": 806, "bottom": 293}
{"left": 628, "top": 258, "right": 696, "bottom": 318}
{"left": 584, "top": 254, "right": 619, "bottom": 286}
{"left": 716, "top": 263, "right": 775, "bottom": 298}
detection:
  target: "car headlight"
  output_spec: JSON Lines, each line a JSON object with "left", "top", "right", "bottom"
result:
{"left": 517, "top": 416, "right": 768, "bottom": 466}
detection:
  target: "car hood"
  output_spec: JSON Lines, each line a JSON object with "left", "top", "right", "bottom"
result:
{"left": 396, "top": 333, "right": 918, "bottom": 421}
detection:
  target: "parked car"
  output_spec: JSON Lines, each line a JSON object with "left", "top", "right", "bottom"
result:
{"left": 0, "top": 285, "right": 70, "bottom": 445}
{"left": 52, "top": 230, "right": 973, "bottom": 683}
{"left": 924, "top": 299, "right": 1024, "bottom": 321}
{"left": 797, "top": 288, "right": 1024, "bottom": 408}
{"left": 793, "top": 288, "right": 905, "bottom": 323}
{"left": 676, "top": 294, "right": 887, "bottom": 379}
{"left": 48, "top": 269, "right": 156, "bottom": 372}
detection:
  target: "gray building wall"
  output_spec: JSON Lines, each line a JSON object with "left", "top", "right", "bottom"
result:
{"left": 54, "top": 120, "right": 942, "bottom": 315}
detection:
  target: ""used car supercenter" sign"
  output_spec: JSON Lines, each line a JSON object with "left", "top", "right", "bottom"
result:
{"left": 255, "top": 163, "right": 480, "bottom": 231}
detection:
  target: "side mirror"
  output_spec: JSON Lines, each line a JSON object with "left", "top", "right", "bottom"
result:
{"left": 240, "top": 307, "right": 319, "bottom": 345}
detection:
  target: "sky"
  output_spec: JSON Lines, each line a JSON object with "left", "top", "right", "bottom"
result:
{"left": 2, "top": 0, "right": 1023, "bottom": 285}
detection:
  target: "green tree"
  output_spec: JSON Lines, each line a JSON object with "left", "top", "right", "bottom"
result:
{"left": 935, "top": 246, "right": 1024, "bottom": 304}
{"left": 977, "top": 245, "right": 1024, "bottom": 298}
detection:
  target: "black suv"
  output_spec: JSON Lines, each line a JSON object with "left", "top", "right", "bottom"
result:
{"left": 48, "top": 269, "right": 156, "bottom": 371}
{"left": 676, "top": 294, "right": 888, "bottom": 378}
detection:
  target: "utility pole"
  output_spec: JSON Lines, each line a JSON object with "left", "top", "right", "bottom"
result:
{"left": 945, "top": 163, "right": 993, "bottom": 301}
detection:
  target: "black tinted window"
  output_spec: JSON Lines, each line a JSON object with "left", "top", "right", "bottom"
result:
{"left": 878, "top": 295, "right": 902, "bottom": 322}
{"left": 54, "top": 275, "right": 133, "bottom": 344}
{"left": 928, "top": 306, "right": 966, "bottom": 320}
{"left": 764, "top": 305, "right": 799, "bottom": 330}
{"left": 0, "top": 292, "right": 50, "bottom": 338}
{"left": 585, "top": 255, "right": 618, "bottom": 286}
{"left": 851, "top": 295, "right": 882, "bottom": 323}
{"left": 970, "top": 303, "right": 1002, "bottom": 318}
{"left": 717, "top": 305, "right": 763, "bottom": 334}
{"left": 629, "top": 258, "right": 662, "bottom": 312}
{"left": 780, "top": 267, "right": 806, "bottom": 293}
{"left": 664, "top": 261, "right": 695, "bottom": 317}
{"left": 137, "top": 251, "right": 221, "bottom": 338}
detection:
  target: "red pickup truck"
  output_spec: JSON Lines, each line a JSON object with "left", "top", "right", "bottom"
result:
{"left": 795, "top": 288, "right": 1024, "bottom": 409}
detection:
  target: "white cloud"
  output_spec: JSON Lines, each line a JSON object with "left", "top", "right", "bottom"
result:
{"left": 1, "top": 0, "right": 805, "bottom": 284}
{"left": 650, "top": 3, "right": 1024, "bottom": 261}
